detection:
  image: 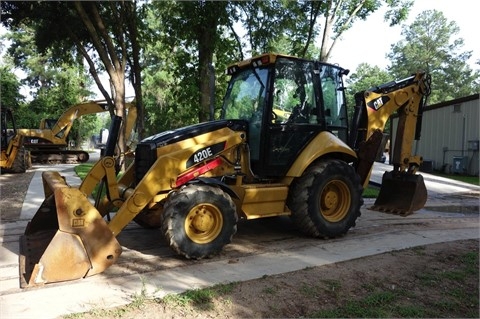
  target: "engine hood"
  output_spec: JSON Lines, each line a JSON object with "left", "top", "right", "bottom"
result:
{"left": 139, "top": 119, "right": 247, "bottom": 150}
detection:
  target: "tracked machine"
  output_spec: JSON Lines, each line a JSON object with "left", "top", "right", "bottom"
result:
{"left": 19, "top": 53, "right": 431, "bottom": 288}
{"left": 17, "top": 101, "right": 135, "bottom": 164}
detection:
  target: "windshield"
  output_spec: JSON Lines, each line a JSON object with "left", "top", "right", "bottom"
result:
{"left": 222, "top": 68, "right": 269, "bottom": 120}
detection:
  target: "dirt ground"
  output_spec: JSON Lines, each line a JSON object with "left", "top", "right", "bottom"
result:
{"left": 0, "top": 169, "right": 478, "bottom": 318}
{"left": 0, "top": 170, "right": 34, "bottom": 221}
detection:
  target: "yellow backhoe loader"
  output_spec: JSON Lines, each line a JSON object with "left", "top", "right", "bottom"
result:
{"left": 17, "top": 101, "right": 135, "bottom": 164}
{"left": 19, "top": 53, "right": 431, "bottom": 288}
{"left": 1, "top": 108, "right": 29, "bottom": 173}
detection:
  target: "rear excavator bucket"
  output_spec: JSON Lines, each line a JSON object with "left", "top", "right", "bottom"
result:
{"left": 371, "top": 171, "right": 427, "bottom": 216}
{"left": 19, "top": 171, "right": 122, "bottom": 288}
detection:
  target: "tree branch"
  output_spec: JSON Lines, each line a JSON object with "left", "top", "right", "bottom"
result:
{"left": 73, "top": 1, "right": 115, "bottom": 77}
{"left": 64, "top": 24, "right": 114, "bottom": 111}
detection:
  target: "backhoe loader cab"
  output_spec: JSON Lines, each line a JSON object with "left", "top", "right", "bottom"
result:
{"left": 222, "top": 54, "right": 350, "bottom": 177}
{"left": 20, "top": 53, "right": 430, "bottom": 288}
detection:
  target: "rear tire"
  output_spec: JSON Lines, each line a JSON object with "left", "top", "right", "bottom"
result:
{"left": 287, "top": 160, "right": 362, "bottom": 238}
{"left": 162, "top": 184, "right": 238, "bottom": 259}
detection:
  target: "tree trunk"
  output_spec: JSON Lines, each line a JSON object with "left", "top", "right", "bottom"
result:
{"left": 111, "top": 74, "right": 126, "bottom": 171}
{"left": 196, "top": 3, "right": 222, "bottom": 123}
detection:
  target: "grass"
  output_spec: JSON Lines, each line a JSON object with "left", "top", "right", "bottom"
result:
{"left": 74, "top": 163, "right": 94, "bottom": 180}
{"left": 363, "top": 186, "right": 380, "bottom": 198}
{"left": 430, "top": 171, "right": 479, "bottom": 185}
{"left": 311, "top": 250, "right": 478, "bottom": 318}
{"left": 74, "top": 163, "right": 476, "bottom": 202}
{"left": 362, "top": 170, "right": 479, "bottom": 199}
{"left": 63, "top": 280, "right": 151, "bottom": 318}
{"left": 74, "top": 163, "right": 103, "bottom": 199}
{"left": 74, "top": 163, "right": 117, "bottom": 201}
{"left": 160, "top": 282, "right": 238, "bottom": 311}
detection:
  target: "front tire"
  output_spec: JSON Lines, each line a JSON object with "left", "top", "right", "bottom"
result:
{"left": 287, "top": 160, "right": 362, "bottom": 238}
{"left": 162, "top": 184, "right": 238, "bottom": 259}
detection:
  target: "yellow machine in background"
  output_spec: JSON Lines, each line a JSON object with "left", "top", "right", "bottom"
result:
{"left": 17, "top": 101, "right": 136, "bottom": 164}
{"left": 1, "top": 108, "right": 29, "bottom": 173}
{"left": 19, "top": 53, "right": 431, "bottom": 288}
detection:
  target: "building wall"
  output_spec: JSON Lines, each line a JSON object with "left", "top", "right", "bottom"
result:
{"left": 391, "top": 94, "right": 479, "bottom": 176}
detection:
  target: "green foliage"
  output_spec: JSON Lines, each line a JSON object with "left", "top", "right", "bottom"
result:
{"left": 345, "top": 63, "right": 392, "bottom": 125}
{"left": 5, "top": 0, "right": 477, "bottom": 147}
{"left": 0, "top": 66, "right": 24, "bottom": 108}
{"left": 163, "top": 288, "right": 216, "bottom": 311}
{"left": 362, "top": 186, "right": 380, "bottom": 198}
{"left": 387, "top": 10, "right": 480, "bottom": 103}
{"left": 318, "top": 0, "right": 413, "bottom": 61}
{"left": 346, "top": 63, "right": 392, "bottom": 106}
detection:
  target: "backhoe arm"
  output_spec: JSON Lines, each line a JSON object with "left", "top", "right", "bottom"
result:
{"left": 350, "top": 72, "right": 431, "bottom": 215}
{"left": 351, "top": 72, "right": 431, "bottom": 183}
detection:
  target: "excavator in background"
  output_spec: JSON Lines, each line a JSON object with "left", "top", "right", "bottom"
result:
{"left": 1, "top": 107, "right": 29, "bottom": 173}
{"left": 19, "top": 53, "right": 431, "bottom": 288}
{"left": 17, "top": 101, "right": 135, "bottom": 164}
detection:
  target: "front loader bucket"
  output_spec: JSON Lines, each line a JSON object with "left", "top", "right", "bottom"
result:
{"left": 19, "top": 171, "right": 122, "bottom": 288}
{"left": 370, "top": 171, "right": 427, "bottom": 216}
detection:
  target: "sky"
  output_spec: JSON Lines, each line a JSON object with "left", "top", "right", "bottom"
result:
{"left": 329, "top": 0, "right": 479, "bottom": 72}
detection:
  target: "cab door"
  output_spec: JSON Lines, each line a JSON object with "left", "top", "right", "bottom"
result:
{"left": 258, "top": 58, "right": 324, "bottom": 177}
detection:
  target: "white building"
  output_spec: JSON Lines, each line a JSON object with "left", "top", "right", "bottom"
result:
{"left": 391, "top": 94, "right": 479, "bottom": 176}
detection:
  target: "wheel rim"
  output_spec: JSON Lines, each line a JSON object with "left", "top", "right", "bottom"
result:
{"left": 185, "top": 203, "right": 223, "bottom": 244}
{"left": 318, "top": 180, "right": 351, "bottom": 222}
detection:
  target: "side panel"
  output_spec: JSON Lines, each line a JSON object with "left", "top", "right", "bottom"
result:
{"left": 231, "top": 184, "right": 290, "bottom": 219}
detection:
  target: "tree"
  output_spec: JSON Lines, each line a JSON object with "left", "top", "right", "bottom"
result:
{"left": 0, "top": 66, "right": 24, "bottom": 108}
{"left": 345, "top": 63, "right": 392, "bottom": 108}
{"left": 233, "top": 1, "right": 322, "bottom": 59}
{"left": 345, "top": 63, "right": 393, "bottom": 134}
{"left": 2, "top": 1, "right": 146, "bottom": 170}
{"left": 156, "top": 1, "right": 231, "bottom": 123}
{"left": 387, "top": 10, "right": 480, "bottom": 103}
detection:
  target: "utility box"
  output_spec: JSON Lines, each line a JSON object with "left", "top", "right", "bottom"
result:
{"left": 452, "top": 156, "right": 468, "bottom": 174}
{"left": 420, "top": 160, "right": 434, "bottom": 173}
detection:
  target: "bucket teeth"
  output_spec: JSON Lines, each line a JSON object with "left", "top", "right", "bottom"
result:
{"left": 370, "top": 205, "right": 413, "bottom": 217}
